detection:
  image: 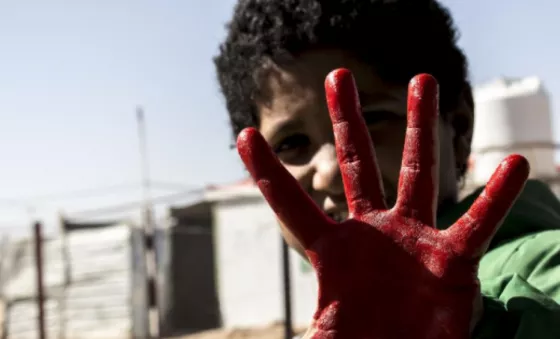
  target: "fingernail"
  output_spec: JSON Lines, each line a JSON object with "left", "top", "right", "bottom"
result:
{"left": 407, "top": 74, "right": 439, "bottom": 128}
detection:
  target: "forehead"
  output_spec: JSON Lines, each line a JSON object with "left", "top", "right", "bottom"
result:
{"left": 259, "top": 49, "right": 391, "bottom": 101}
{"left": 256, "top": 49, "right": 406, "bottom": 136}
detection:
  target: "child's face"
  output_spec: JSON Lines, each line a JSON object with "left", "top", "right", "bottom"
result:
{"left": 255, "top": 48, "right": 461, "bottom": 255}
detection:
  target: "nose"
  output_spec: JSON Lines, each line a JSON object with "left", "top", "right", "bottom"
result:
{"left": 311, "top": 143, "right": 345, "bottom": 196}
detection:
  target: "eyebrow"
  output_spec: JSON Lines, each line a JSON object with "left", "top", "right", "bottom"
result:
{"left": 265, "top": 118, "right": 304, "bottom": 141}
{"left": 357, "top": 91, "right": 369, "bottom": 105}
{"left": 358, "top": 90, "right": 400, "bottom": 104}
{"left": 358, "top": 91, "right": 407, "bottom": 119}
{"left": 361, "top": 109, "right": 406, "bottom": 125}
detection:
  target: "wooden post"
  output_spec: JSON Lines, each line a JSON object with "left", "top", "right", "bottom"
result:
{"left": 131, "top": 226, "right": 150, "bottom": 339}
{"left": 58, "top": 213, "right": 70, "bottom": 339}
{"left": 281, "top": 239, "right": 293, "bottom": 339}
{"left": 33, "top": 222, "right": 46, "bottom": 339}
{"left": 136, "top": 107, "right": 159, "bottom": 337}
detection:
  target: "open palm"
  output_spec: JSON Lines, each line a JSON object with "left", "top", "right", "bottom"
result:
{"left": 237, "top": 69, "right": 529, "bottom": 339}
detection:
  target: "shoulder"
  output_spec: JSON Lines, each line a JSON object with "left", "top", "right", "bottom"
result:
{"left": 476, "top": 232, "right": 560, "bottom": 339}
{"left": 480, "top": 230, "right": 560, "bottom": 302}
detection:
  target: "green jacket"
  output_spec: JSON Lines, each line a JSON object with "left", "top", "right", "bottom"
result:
{"left": 438, "top": 179, "right": 560, "bottom": 338}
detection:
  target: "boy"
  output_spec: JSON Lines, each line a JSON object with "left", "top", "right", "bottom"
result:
{"left": 214, "top": 0, "right": 560, "bottom": 337}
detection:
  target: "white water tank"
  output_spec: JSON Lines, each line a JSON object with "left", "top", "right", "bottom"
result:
{"left": 471, "top": 77, "right": 555, "bottom": 184}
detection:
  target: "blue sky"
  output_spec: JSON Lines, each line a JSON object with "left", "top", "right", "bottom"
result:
{"left": 1, "top": 0, "right": 559, "bottom": 234}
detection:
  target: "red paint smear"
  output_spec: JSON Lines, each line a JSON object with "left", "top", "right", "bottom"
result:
{"left": 237, "top": 69, "right": 530, "bottom": 338}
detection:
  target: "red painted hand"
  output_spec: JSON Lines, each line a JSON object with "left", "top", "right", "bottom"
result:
{"left": 236, "top": 69, "right": 530, "bottom": 339}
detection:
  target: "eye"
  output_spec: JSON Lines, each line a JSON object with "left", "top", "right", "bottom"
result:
{"left": 273, "top": 133, "right": 310, "bottom": 155}
{"left": 362, "top": 110, "right": 405, "bottom": 130}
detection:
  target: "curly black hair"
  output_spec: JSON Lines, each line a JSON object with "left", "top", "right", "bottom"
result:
{"left": 214, "top": 0, "right": 471, "bottom": 157}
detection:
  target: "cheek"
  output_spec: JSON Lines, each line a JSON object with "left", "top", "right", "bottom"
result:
{"left": 282, "top": 161, "right": 326, "bottom": 207}
{"left": 283, "top": 163, "right": 313, "bottom": 194}
{"left": 275, "top": 163, "right": 319, "bottom": 255}
{"left": 437, "top": 121, "right": 459, "bottom": 191}
{"left": 437, "top": 121, "right": 456, "bottom": 167}
{"left": 369, "top": 123, "right": 407, "bottom": 184}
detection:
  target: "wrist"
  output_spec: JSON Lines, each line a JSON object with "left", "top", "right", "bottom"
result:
{"left": 470, "top": 293, "right": 484, "bottom": 335}
{"left": 305, "top": 293, "right": 483, "bottom": 339}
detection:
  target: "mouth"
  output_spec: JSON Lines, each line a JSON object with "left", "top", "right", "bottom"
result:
{"left": 326, "top": 210, "right": 349, "bottom": 223}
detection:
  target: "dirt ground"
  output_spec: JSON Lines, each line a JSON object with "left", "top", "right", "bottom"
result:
{"left": 176, "top": 323, "right": 307, "bottom": 339}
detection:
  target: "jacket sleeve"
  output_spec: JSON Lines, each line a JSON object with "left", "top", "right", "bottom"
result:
{"left": 473, "top": 230, "right": 560, "bottom": 338}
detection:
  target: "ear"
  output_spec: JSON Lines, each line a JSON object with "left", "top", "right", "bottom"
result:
{"left": 449, "top": 83, "right": 475, "bottom": 179}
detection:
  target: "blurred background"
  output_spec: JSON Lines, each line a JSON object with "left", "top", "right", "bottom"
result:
{"left": 1, "top": 0, "right": 560, "bottom": 338}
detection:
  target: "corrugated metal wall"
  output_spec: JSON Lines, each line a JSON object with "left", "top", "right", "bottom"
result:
{"left": 2, "top": 233, "right": 64, "bottom": 339}
{"left": 64, "top": 224, "right": 132, "bottom": 339}
{"left": 1, "top": 224, "right": 134, "bottom": 339}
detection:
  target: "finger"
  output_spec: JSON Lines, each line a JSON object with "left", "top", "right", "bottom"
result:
{"left": 325, "top": 68, "right": 386, "bottom": 216}
{"left": 446, "top": 154, "right": 530, "bottom": 258}
{"left": 394, "top": 74, "right": 439, "bottom": 227}
{"left": 237, "top": 128, "right": 332, "bottom": 248}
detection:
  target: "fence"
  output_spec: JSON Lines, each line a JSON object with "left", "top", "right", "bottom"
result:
{"left": 0, "top": 221, "right": 147, "bottom": 339}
